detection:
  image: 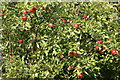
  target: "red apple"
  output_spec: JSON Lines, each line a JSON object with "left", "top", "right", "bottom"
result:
{"left": 72, "top": 51, "right": 79, "bottom": 56}
{"left": 30, "top": 9, "right": 35, "bottom": 13}
{"left": 74, "top": 23, "right": 79, "bottom": 28}
{"left": 78, "top": 73, "right": 83, "bottom": 78}
{"left": 22, "top": 29, "right": 26, "bottom": 31}
{"left": 33, "top": 35, "right": 36, "bottom": 38}
{"left": 73, "top": 12, "right": 76, "bottom": 15}
{"left": 33, "top": 6, "right": 37, "bottom": 10}
{"left": 22, "top": 10, "right": 28, "bottom": 14}
{"left": 96, "top": 40, "right": 103, "bottom": 44}
{"left": 19, "top": 40, "right": 23, "bottom": 43}
{"left": 76, "top": 73, "right": 83, "bottom": 78}
{"left": 29, "top": 26, "right": 33, "bottom": 29}
{"left": 101, "top": 46, "right": 106, "bottom": 49}
{"left": 9, "top": 59, "right": 13, "bottom": 61}
{"left": 117, "top": 9, "right": 120, "bottom": 12}
{"left": 47, "top": 9, "right": 51, "bottom": 12}
{"left": 95, "top": 45, "right": 99, "bottom": 49}
{"left": 111, "top": 50, "right": 118, "bottom": 55}
{"left": 69, "top": 52, "right": 73, "bottom": 56}
{"left": 60, "top": 55, "right": 64, "bottom": 58}
{"left": 116, "top": 6, "right": 118, "bottom": 9}
{"left": 116, "top": 6, "right": 120, "bottom": 12}
{"left": 52, "top": 72, "right": 55, "bottom": 75}
{"left": 48, "top": 23, "right": 54, "bottom": 27}
{"left": 83, "top": 14, "right": 87, "bottom": 18}
{"left": 1, "top": 13, "right": 4, "bottom": 16}
{"left": 69, "top": 66, "right": 73, "bottom": 69}
{"left": 2, "top": 10, "right": 6, "bottom": 13}
{"left": 67, "top": 19, "right": 72, "bottom": 23}
{"left": 22, "top": 16, "right": 27, "bottom": 21}
{"left": 76, "top": 66, "right": 80, "bottom": 70}
{"left": 42, "top": 6, "right": 45, "bottom": 10}
{"left": 100, "top": 50, "right": 104, "bottom": 54}
{"left": 61, "top": 20, "right": 66, "bottom": 23}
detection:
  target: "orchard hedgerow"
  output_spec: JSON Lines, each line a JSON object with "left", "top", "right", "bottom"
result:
{"left": 1, "top": 2, "right": 119, "bottom": 79}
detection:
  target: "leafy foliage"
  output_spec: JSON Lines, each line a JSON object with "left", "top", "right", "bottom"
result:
{"left": 0, "top": 2, "right": 120, "bottom": 79}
